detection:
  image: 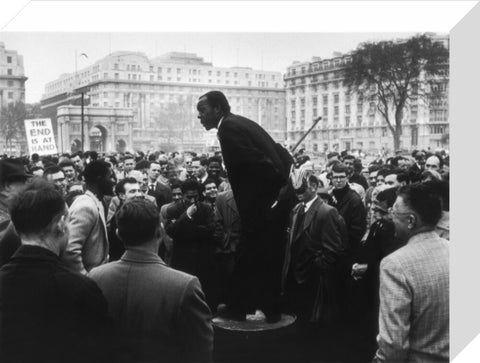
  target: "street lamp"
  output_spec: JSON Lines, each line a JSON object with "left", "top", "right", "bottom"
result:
{"left": 80, "top": 91, "right": 90, "bottom": 152}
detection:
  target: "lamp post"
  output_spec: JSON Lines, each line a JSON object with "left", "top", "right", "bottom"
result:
{"left": 81, "top": 91, "right": 85, "bottom": 152}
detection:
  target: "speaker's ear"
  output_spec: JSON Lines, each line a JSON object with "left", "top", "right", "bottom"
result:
{"left": 115, "top": 228, "right": 121, "bottom": 240}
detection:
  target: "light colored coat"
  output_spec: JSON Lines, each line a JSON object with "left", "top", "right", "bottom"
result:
{"left": 62, "top": 190, "right": 108, "bottom": 274}
{"left": 375, "top": 231, "right": 449, "bottom": 363}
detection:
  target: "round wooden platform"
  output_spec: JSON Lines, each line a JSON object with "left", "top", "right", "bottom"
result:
{"left": 213, "top": 310, "right": 296, "bottom": 332}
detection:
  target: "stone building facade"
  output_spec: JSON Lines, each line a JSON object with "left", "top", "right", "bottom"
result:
{"left": 284, "top": 36, "right": 449, "bottom": 155}
{"left": 42, "top": 51, "right": 286, "bottom": 153}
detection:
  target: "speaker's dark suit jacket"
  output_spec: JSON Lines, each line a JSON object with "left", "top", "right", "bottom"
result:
{"left": 217, "top": 113, "right": 295, "bottom": 311}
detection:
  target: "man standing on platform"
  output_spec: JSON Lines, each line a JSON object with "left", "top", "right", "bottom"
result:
{"left": 197, "top": 90, "right": 295, "bottom": 322}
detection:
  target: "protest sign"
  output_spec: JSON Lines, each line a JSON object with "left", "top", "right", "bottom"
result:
{"left": 24, "top": 118, "right": 58, "bottom": 155}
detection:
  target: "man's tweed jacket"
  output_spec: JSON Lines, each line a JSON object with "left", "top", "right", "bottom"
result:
{"left": 375, "top": 231, "right": 449, "bottom": 363}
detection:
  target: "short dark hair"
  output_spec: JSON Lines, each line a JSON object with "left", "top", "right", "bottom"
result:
{"left": 71, "top": 151, "right": 84, "bottom": 159}
{"left": 207, "top": 156, "right": 223, "bottom": 166}
{"left": 200, "top": 90, "right": 231, "bottom": 114}
{"left": 397, "top": 183, "right": 442, "bottom": 227}
{"left": 44, "top": 165, "right": 63, "bottom": 178}
{"left": 83, "top": 160, "right": 111, "bottom": 185}
{"left": 170, "top": 180, "right": 182, "bottom": 191}
{"left": 181, "top": 179, "right": 201, "bottom": 194}
{"left": 331, "top": 163, "right": 348, "bottom": 174}
{"left": 87, "top": 151, "right": 99, "bottom": 161}
{"left": 343, "top": 155, "right": 355, "bottom": 161}
{"left": 135, "top": 160, "right": 150, "bottom": 170}
{"left": 58, "top": 160, "right": 75, "bottom": 169}
{"left": 10, "top": 179, "right": 66, "bottom": 235}
{"left": 203, "top": 178, "right": 217, "bottom": 188}
{"left": 116, "top": 199, "right": 159, "bottom": 246}
{"left": 115, "top": 177, "right": 138, "bottom": 195}
{"left": 376, "top": 187, "right": 398, "bottom": 209}
{"left": 327, "top": 152, "right": 339, "bottom": 159}
{"left": 123, "top": 154, "right": 135, "bottom": 162}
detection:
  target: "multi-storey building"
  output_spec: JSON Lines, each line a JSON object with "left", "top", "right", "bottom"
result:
{"left": 41, "top": 51, "right": 286, "bottom": 153}
{"left": 284, "top": 36, "right": 449, "bottom": 155}
{"left": 0, "top": 42, "right": 28, "bottom": 153}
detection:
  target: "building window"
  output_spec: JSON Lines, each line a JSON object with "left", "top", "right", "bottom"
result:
{"left": 345, "top": 116, "right": 350, "bottom": 127}
{"left": 291, "top": 111, "right": 296, "bottom": 120}
{"left": 300, "top": 98, "right": 305, "bottom": 108}
{"left": 301, "top": 110, "right": 305, "bottom": 119}
{"left": 291, "top": 100, "right": 296, "bottom": 109}
{"left": 357, "top": 115, "right": 363, "bottom": 125}
{"left": 7, "top": 92, "right": 13, "bottom": 99}
{"left": 114, "top": 73, "right": 119, "bottom": 79}
{"left": 323, "top": 107, "right": 328, "bottom": 117}
{"left": 7, "top": 69, "right": 12, "bottom": 75}
{"left": 313, "top": 108, "right": 317, "bottom": 117}
{"left": 132, "top": 74, "right": 137, "bottom": 80}
{"left": 7, "top": 56, "right": 12, "bottom": 63}
{"left": 334, "top": 93, "right": 339, "bottom": 103}
{"left": 345, "top": 105, "right": 350, "bottom": 114}
{"left": 322, "top": 94, "right": 328, "bottom": 105}
{"left": 334, "top": 106, "right": 339, "bottom": 116}
{"left": 312, "top": 96, "right": 317, "bottom": 106}
{"left": 7, "top": 80, "right": 13, "bottom": 87}
{"left": 217, "top": 71, "right": 221, "bottom": 77}
{"left": 167, "top": 68, "right": 171, "bottom": 73}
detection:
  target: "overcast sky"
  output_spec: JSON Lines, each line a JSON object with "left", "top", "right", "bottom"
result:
{"left": 0, "top": 32, "right": 423, "bottom": 104}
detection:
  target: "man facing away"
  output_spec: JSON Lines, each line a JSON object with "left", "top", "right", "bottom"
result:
{"left": 374, "top": 183, "right": 449, "bottom": 363}
{"left": 197, "top": 90, "right": 295, "bottom": 322}
{"left": 0, "top": 179, "right": 113, "bottom": 363}
{"left": 89, "top": 199, "right": 213, "bottom": 363}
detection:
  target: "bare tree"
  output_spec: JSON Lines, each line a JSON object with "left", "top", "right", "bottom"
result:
{"left": 343, "top": 34, "right": 449, "bottom": 151}
{"left": 0, "top": 101, "right": 26, "bottom": 153}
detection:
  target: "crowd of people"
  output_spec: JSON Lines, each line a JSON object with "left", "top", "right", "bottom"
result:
{"left": 0, "top": 142, "right": 449, "bottom": 362}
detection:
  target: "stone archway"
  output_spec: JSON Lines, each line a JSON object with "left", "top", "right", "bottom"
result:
{"left": 89, "top": 125, "right": 108, "bottom": 153}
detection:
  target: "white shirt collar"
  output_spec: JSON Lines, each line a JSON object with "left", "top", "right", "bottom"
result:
{"left": 217, "top": 116, "right": 225, "bottom": 131}
{"left": 303, "top": 195, "right": 318, "bottom": 213}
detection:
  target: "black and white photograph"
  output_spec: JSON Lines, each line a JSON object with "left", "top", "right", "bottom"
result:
{"left": 0, "top": 1, "right": 476, "bottom": 362}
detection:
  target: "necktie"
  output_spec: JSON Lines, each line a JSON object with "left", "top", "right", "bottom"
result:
{"left": 293, "top": 203, "right": 306, "bottom": 237}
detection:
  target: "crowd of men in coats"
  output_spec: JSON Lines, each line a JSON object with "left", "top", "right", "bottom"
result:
{"left": 0, "top": 91, "right": 449, "bottom": 363}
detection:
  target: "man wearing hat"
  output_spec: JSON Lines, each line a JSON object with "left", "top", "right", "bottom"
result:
{"left": 0, "top": 158, "right": 31, "bottom": 267}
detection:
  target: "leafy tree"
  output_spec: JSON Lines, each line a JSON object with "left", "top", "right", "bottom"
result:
{"left": 343, "top": 34, "right": 449, "bottom": 151}
{"left": 0, "top": 101, "right": 26, "bottom": 153}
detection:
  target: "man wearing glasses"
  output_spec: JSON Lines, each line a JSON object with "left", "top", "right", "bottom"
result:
{"left": 374, "top": 183, "right": 449, "bottom": 362}
{"left": 330, "top": 163, "right": 369, "bottom": 361}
